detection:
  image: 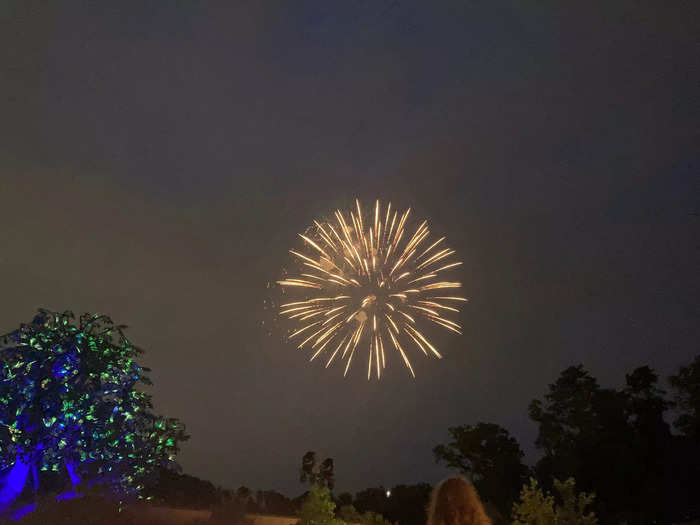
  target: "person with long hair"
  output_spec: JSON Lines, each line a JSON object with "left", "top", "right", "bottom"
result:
{"left": 427, "top": 476, "right": 492, "bottom": 525}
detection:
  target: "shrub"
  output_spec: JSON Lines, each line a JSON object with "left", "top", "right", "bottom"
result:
{"left": 511, "top": 478, "right": 596, "bottom": 525}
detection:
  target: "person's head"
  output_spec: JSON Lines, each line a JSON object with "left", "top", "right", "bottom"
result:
{"left": 427, "top": 477, "right": 491, "bottom": 525}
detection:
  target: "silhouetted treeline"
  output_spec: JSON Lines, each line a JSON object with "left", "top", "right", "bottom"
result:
{"left": 336, "top": 484, "right": 432, "bottom": 525}
{"left": 434, "top": 356, "right": 700, "bottom": 524}
{"left": 144, "top": 355, "right": 700, "bottom": 525}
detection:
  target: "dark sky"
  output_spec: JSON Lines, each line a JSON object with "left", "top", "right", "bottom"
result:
{"left": 1, "top": 1, "right": 698, "bottom": 496}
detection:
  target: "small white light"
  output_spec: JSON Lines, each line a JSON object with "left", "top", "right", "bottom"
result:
{"left": 386, "top": 490, "right": 391, "bottom": 498}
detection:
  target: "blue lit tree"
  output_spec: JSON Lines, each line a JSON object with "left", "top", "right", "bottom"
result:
{"left": 0, "top": 309, "right": 188, "bottom": 513}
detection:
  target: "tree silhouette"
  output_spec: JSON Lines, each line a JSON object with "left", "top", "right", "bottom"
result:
{"left": 669, "top": 354, "right": 700, "bottom": 439}
{"left": 528, "top": 365, "right": 637, "bottom": 523}
{"left": 434, "top": 423, "right": 529, "bottom": 514}
{"left": 623, "top": 366, "right": 671, "bottom": 522}
{"left": 666, "top": 355, "right": 700, "bottom": 521}
{"left": 300, "top": 451, "right": 334, "bottom": 490}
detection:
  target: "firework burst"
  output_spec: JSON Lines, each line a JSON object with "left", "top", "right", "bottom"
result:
{"left": 278, "top": 199, "right": 466, "bottom": 379}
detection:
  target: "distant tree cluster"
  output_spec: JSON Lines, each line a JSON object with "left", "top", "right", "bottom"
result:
{"left": 143, "top": 469, "right": 231, "bottom": 509}
{"left": 326, "top": 483, "right": 429, "bottom": 525}
{"left": 433, "top": 357, "right": 700, "bottom": 524}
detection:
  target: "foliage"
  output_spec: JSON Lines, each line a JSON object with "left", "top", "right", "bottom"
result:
{"left": 357, "top": 510, "right": 396, "bottom": 525}
{"left": 338, "top": 504, "right": 362, "bottom": 523}
{"left": 300, "top": 451, "right": 335, "bottom": 490}
{"left": 527, "top": 365, "right": 636, "bottom": 522}
{"left": 336, "top": 493, "right": 354, "bottom": 508}
{"left": 143, "top": 469, "right": 228, "bottom": 509}
{"left": 434, "top": 422, "right": 529, "bottom": 514}
{"left": 528, "top": 365, "right": 601, "bottom": 480}
{"left": 349, "top": 484, "right": 429, "bottom": 525}
{"left": 622, "top": 366, "right": 670, "bottom": 522}
{"left": 511, "top": 478, "right": 596, "bottom": 525}
{"left": 511, "top": 479, "right": 555, "bottom": 525}
{"left": 0, "top": 309, "right": 187, "bottom": 501}
{"left": 299, "top": 485, "right": 339, "bottom": 525}
{"left": 382, "top": 484, "right": 430, "bottom": 525}
{"left": 337, "top": 504, "right": 395, "bottom": 525}
{"left": 351, "top": 487, "right": 387, "bottom": 517}
{"left": 669, "top": 355, "right": 700, "bottom": 439}
{"left": 255, "top": 489, "right": 296, "bottom": 515}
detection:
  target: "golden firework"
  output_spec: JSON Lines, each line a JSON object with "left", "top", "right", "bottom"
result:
{"left": 278, "top": 199, "right": 466, "bottom": 379}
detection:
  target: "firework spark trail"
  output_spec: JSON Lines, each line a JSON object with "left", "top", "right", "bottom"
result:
{"left": 278, "top": 199, "right": 466, "bottom": 379}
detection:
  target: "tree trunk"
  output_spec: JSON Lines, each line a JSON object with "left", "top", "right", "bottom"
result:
{"left": 65, "top": 460, "right": 81, "bottom": 486}
{"left": 0, "top": 456, "right": 31, "bottom": 512}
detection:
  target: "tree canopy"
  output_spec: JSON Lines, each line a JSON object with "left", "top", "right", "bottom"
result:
{"left": 669, "top": 355, "right": 700, "bottom": 439}
{"left": 434, "top": 422, "right": 529, "bottom": 514}
{"left": 300, "top": 451, "right": 335, "bottom": 490}
{"left": 0, "top": 309, "right": 187, "bottom": 512}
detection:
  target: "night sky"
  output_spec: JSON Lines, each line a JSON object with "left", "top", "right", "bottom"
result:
{"left": 1, "top": 1, "right": 698, "bottom": 497}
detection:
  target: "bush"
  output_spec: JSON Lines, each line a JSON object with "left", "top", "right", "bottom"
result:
{"left": 299, "top": 485, "right": 341, "bottom": 525}
{"left": 338, "top": 504, "right": 362, "bottom": 523}
{"left": 511, "top": 478, "right": 596, "bottom": 525}
{"left": 358, "top": 510, "right": 395, "bottom": 525}
{"left": 337, "top": 504, "right": 395, "bottom": 525}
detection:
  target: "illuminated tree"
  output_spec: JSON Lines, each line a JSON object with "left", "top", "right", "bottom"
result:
{"left": 0, "top": 309, "right": 188, "bottom": 512}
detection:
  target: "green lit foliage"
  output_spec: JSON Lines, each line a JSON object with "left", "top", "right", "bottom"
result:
{"left": 299, "top": 485, "right": 340, "bottom": 525}
{"left": 0, "top": 309, "right": 188, "bottom": 498}
{"left": 511, "top": 478, "right": 596, "bottom": 525}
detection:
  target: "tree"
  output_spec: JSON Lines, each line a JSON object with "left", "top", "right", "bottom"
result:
{"left": 338, "top": 504, "right": 362, "bottom": 523}
{"left": 669, "top": 354, "right": 700, "bottom": 439}
{"left": 528, "top": 365, "right": 638, "bottom": 523}
{"left": 300, "top": 451, "right": 335, "bottom": 490}
{"left": 352, "top": 484, "right": 429, "bottom": 525}
{"left": 511, "top": 478, "right": 555, "bottom": 525}
{"left": 298, "top": 484, "right": 338, "bottom": 525}
{"left": 666, "top": 355, "right": 700, "bottom": 521}
{"left": 358, "top": 510, "right": 396, "bottom": 525}
{"left": 338, "top": 503, "right": 395, "bottom": 525}
{"left": 434, "top": 422, "right": 529, "bottom": 514}
{"left": 255, "top": 490, "right": 296, "bottom": 515}
{"left": 0, "top": 310, "right": 188, "bottom": 514}
{"left": 528, "top": 366, "right": 601, "bottom": 483}
{"left": 622, "top": 366, "right": 671, "bottom": 523}
{"left": 382, "top": 484, "right": 431, "bottom": 525}
{"left": 352, "top": 487, "right": 389, "bottom": 519}
{"left": 511, "top": 478, "right": 596, "bottom": 525}
{"left": 335, "top": 492, "right": 353, "bottom": 508}
{"left": 143, "top": 470, "right": 222, "bottom": 509}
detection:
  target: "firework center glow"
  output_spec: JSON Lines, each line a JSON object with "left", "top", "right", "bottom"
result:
{"left": 278, "top": 198, "right": 466, "bottom": 380}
